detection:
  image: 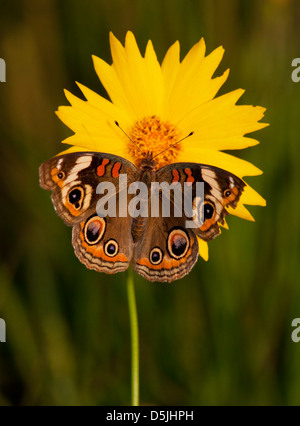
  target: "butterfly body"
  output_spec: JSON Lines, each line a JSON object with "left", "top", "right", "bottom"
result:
{"left": 40, "top": 151, "right": 245, "bottom": 282}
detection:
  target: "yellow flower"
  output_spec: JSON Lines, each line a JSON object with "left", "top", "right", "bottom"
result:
{"left": 57, "top": 31, "right": 267, "bottom": 261}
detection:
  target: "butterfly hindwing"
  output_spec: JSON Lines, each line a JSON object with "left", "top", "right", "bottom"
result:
{"left": 72, "top": 213, "right": 134, "bottom": 274}
{"left": 132, "top": 215, "right": 199, "bottom": 283}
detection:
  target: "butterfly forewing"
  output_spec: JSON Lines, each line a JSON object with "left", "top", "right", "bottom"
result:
{"left": 157, "top": 163, "right": 246, "bottom": 241}
{"left": 39, "top": 152, "right": 137, "bottom": 274}
{"left": 39, "top": 152, "right": 137, "bottom": 225}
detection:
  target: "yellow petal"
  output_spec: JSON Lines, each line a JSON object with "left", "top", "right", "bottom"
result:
{"left": 227, "top": 203, "right": 255, "bottom": 221}
{"left": 92, "top": 54, "right": 136, "bottom": 119}
{"left": 220, "top": 219, "right": 229, "bottom": 229}
{"left": 164, "top": 39, "right": 206, "bottom": 121}
{"left": 165, "top": 42, "right": 229, "bottom": 122}
{"left": 57, "top": 145, "right": 94, "bottom": 155}
{"left": 121, "top": 32, "right": 151, "bottom": 116}
{"left": 144, "top": 39, "right": 164, "bottom": 114}
{"left": 182, "top": 37, "right": 206, "bottom": 66}
{"left": 176, "top": 147, "right": 263, "bottom": 177}
{"left": 197, "top": 237, "right": 209, "bottom": 261}
{"left": 161, "top": 40, "right": 180, "bottom": 108}
{"left": 102, "top": 31, "right": 164, "bottom": 119}
{"left": 178, "top": 89, "right": 268, "bottom": 150}
{"left": 76, "top": 82, "right": 130, "bottom": 122}
{"left": 63, "top": 88, "right": 129, "bottom": 126}
{"left": 240, "top": 184, "right": 266, "bottom": 206}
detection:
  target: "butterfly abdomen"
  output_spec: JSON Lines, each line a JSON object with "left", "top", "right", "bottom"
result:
{"left": 131, "top": 216, "right": 147, "bottom": 242}
{"left": 130, "top": 164, "right": 155, "bottom": 242}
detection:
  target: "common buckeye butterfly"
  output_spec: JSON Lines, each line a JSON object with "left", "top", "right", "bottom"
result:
{"left": 39, "top": 149, "right": 245, "bottom": 282}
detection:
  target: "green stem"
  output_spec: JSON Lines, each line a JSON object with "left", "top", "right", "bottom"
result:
{"left": 127, "top": 268, "right": 139, "bottom": 406}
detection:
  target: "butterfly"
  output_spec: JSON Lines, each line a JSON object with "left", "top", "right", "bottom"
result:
{"left": 39, "top": 147, "right": 245, "bottom": 282}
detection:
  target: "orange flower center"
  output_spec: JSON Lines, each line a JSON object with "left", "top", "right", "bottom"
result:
{"left": 128, "top": 115, "right": 181, "bottom": 169}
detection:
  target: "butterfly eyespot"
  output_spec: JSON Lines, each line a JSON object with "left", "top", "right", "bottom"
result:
{"left": 57, "top": 172, "right": 64, "bottom": 179}
{"left": 224, "top": 189, "right": 232, "bottom": 198}
{"left": 68, "top": 187, "right": 84, "bottom": 209}
{"left": 203, "top": 202, "right": 215, "bottom": 220}
{"left": 167, "top": 228, "right": 189, "bottom": 260}
{"left": 84, "top": 216, "right": 106, "bottom": 245}
{"left": 104, "top": 240, "right": 119, "bottom": 257}
{"left": 149, "top": 247, "right": 163, "bottom": 265}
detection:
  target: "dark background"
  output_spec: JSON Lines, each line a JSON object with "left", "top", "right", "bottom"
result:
{"left": 1, "top": 0, "right": 300, "bottom": 405}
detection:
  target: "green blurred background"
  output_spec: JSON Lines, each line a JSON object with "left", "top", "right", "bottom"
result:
{"left": 1, "top": 0, "right": 300, "bottom": 406}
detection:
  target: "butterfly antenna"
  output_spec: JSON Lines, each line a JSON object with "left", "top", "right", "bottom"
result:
{"left": 152, "top": 131, "right": 195, "bottom": 161}
{"left": 114, "top": 121, "right": 145, "bottom": 157}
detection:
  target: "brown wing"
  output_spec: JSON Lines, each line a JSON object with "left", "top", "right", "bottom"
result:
{"left": 40, "top": 151, "right": 137, "bottom": 274}
{"left": 39, "top": 152, "right": 137, "bottom": 225}
{"left": 157, "top": 163, "right": 246, "bottom": 241}
{"left": 132, "top": 215, "right": 199, "bottom": 283}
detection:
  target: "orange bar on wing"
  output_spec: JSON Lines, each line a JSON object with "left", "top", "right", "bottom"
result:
{"left": 97, "top": 158, "right": 110, "bottom": 176}
{"left": 184, "top": 168, "right": 195, "bottom": 186}
{"left": 172, "top": 169, "right": 180, "bottom": 184}
{"left": 112, "top": 162, "right": 121, "bottom": 178}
